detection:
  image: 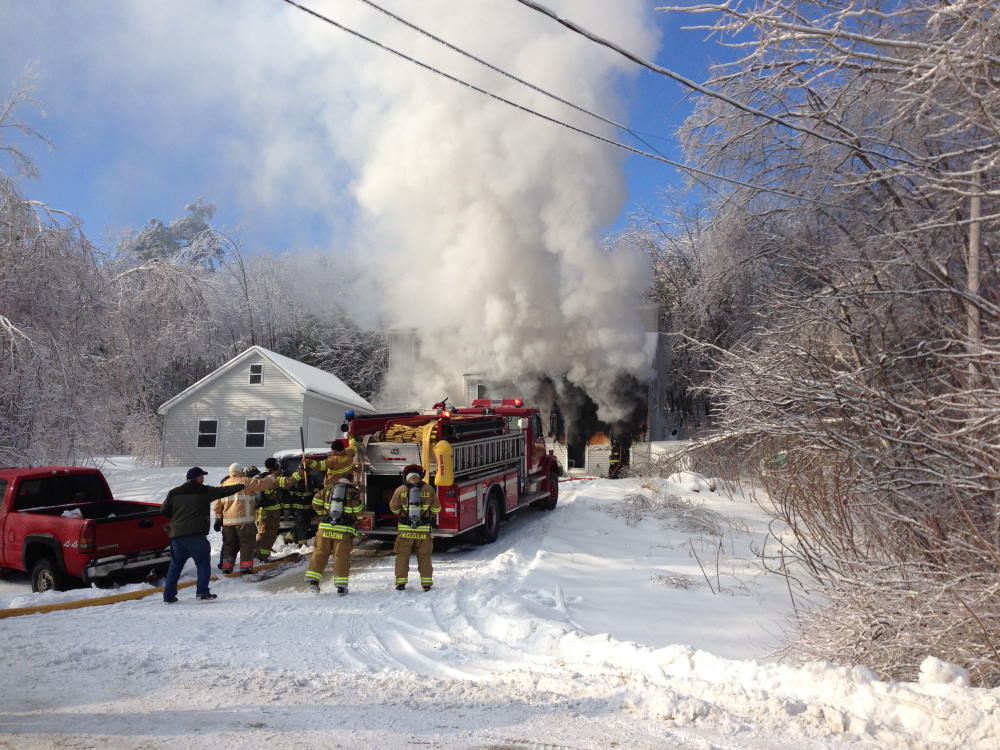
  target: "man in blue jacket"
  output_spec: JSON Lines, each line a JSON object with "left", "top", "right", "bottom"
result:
{"left": 160, "top": 467, "right": 244, "bottom": 603}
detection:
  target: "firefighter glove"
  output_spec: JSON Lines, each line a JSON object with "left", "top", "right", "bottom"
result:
{"left": 214, "top": 520, "right": 223, "bottom": 532}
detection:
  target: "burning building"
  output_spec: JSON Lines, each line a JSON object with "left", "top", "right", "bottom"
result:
{"left": 379, "top": 302, "right": 673, "bottom": 474}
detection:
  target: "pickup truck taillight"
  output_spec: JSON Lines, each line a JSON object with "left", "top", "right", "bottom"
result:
{"left": 79, "top": 522, "right": 95, "bottom": 552}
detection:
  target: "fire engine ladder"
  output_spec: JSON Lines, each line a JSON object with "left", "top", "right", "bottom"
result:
{"left": 450, "top": 434, "right": 526, "bottom": 478}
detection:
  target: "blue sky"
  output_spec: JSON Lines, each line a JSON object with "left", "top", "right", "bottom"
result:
{"left": 1, "top": 1, "right": 720, "bottom": 254}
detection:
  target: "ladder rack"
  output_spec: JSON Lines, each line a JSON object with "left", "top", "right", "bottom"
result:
{"left": 451, "top": 433, "right": 525, "bottom": 476}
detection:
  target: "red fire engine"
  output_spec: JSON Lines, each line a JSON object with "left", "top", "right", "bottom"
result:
{"left": 348, "top": 399, "right": 562, "bottom": 543}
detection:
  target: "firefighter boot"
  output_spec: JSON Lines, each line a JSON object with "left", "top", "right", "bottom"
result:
{"left": 308, "top": 580, "right": 320, "bottom": 594}
{"left": 395, "top": 583, "right": 406, "bottom": 591}
{"left": 336, "top": 586, "right": 348, "bottom": 596}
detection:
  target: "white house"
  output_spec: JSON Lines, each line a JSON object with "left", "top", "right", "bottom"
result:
{"left": 157, "top": 346, "right": 375, "bottom": 468}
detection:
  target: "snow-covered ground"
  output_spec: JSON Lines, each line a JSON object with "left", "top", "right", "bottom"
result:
{"left": 1, "top": 467, "right": 997, "bottom": 749}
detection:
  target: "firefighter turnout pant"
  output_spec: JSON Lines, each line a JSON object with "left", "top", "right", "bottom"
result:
{"left": 305, "top": 528, "right": 354, "bottom": 588}
{"left": 394, "top": 531, "right": 433, "bottom": 590}
{"left": 222, "top": 522, "right": 257, "bottom": 573}
{"left": 255, "top": 507, "right": 282, "bottom": 560}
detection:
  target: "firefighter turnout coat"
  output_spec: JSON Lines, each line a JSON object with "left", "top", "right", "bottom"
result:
{"left": 388, "top": 481, "right": 441, "bottom": 537}
{"left": 216, "top": 472, "right": 276, "bottom": 525}
{"left": 308, "top": 437, "right": 359, "bottom": 489}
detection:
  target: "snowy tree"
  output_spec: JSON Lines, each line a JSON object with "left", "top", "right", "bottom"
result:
{"left": 118, "top": 197, "right": 223, "bottom": 269}
{"left": 664, "top": 0, "right": 1000, "bottom": 684}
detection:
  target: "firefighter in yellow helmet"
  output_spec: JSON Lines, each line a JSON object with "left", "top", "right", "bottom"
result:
{"left": 389, "top": 465, "right": 441, "bottom": 591}
{"left": 304, "top": 476, "right": 363, "bottom": 594}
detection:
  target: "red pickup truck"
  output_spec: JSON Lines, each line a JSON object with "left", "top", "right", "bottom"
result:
{"left": 0, "top": 467, "right": 172, "bottom": 593}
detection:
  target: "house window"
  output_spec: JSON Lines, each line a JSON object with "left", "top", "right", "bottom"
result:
{"left": 249, "top": 364, "right": 263, "bottom": 385}
{"left": 197, "top": 420, "right": 218, "bottom": 448}
{"left": 245, "top": 419, "right": 266, "bottom": 448}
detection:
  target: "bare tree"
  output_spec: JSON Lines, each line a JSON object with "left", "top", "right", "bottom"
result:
{"left": 663, "top": 0, "right": 1000, "bottom": 684}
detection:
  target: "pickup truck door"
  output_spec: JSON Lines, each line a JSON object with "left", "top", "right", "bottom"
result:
{"left": 0, "top": 479, "right": 7, "bottom": 566}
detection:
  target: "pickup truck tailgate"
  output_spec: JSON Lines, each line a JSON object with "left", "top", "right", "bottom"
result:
{"left": 92, "top": 503, "right": 171, "bottom": 557}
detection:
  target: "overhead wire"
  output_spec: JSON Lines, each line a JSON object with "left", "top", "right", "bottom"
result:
{"left": 278, "top": 0, "right": 851, "bottom": 207}
{"left": 344, "top": 0, "right": 709, "bottom": 191}
{"left": 509, "top": 0, "right": 920, "bottom": 170}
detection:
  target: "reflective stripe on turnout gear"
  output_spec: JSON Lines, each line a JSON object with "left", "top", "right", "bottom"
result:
{"left": 398, "top": 530, "right": 430, "bottom": 539}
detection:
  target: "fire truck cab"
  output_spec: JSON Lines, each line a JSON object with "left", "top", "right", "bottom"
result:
{"left": 348, "top": 399, "right": 562, "bottom": 544}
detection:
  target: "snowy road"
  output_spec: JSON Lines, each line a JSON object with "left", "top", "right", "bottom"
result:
{"left": 1, "top": 470, "right": 997, "bottom": 749}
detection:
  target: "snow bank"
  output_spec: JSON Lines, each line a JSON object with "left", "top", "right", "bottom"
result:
{"left": 0, "top": 470, "right": 995, "bottom": 749}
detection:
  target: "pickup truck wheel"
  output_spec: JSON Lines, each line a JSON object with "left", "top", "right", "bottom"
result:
{"left": 478, "top": 493, "right": 502, "bottom": 545}
{"left": 31, "top": 558, "right": 69, "bottom": 593}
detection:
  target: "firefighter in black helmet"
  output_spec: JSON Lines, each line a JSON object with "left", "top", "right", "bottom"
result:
{"left": 608, "top": 440, "right": 623, "bottom": 479}
{"left": 256, "top": 457, "right": 301, "bottom": 561}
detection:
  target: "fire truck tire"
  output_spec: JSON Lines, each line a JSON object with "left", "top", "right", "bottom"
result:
{"left": 31, "top": 557, "right": 69, "bottom": 594}
{"left": 478, "top": 493, "right": 502, "bottom": 545}
{"left": 535, "top": 470, "right": 559, "bottom": 511}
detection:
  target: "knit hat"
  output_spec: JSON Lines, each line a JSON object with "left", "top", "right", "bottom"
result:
{"left": 326, "top": 439, "right": 345, "bottom": 451}
{"left": 229, "top": 463, "right": 243, "bottom": 474}
{"left": 264, "top": 457, "right": 279, "bottom": 471}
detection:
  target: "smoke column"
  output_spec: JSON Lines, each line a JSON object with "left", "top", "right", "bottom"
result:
{"left": 4, "top": 0, "right": 659, "bottom": 419}
{"left": 338, "top": 0, "right": 659, "bottom": 420}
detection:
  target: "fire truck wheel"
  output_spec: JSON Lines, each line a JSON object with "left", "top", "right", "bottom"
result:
{"left": 535, "top": 470, "right": 559, "bottom": 511}
{"left": 31, "top": 557, "right": 69, "bottom": 594}
{"left": 478, "top": 493, "right": 502, "bottom": 545}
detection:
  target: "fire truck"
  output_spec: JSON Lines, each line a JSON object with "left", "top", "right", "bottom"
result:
{"left": 347, "top": 399, "right": 562, "bottom": 543}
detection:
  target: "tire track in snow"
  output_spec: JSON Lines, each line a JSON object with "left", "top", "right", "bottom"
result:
{"left": 347, "top": 612, "right": 402, "bottom": 670}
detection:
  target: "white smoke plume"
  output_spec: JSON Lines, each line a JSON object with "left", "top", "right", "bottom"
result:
{"left": 341, "top": 0, "right": 659, "bottom": 419}
{"left": 2, "top": 0, "right": 659, "bottom": 419}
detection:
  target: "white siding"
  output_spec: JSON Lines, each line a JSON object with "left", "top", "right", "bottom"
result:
{"left": 301, "top": 393, "right": 362, "bottom": 445}
{"left": 161, "top": 352, "right": 302, "bottom": 468}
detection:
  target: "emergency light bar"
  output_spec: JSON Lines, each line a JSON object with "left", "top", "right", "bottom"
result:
{"left": 470, "top": 398, "right": 524, "bottom": 407}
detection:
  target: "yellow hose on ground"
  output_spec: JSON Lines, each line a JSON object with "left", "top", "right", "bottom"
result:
{"left": 0, "top": 554, "right": 300, "bottom": 619}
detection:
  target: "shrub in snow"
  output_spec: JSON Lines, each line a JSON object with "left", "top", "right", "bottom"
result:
{"left": 919, "top": 656, "right": 971, "bottom": 687}
{"left": 601, "top": 489, "right": 731, "bottom": 536}
{"left": 621, "top": 0, "right": 1000, "bottom": 688}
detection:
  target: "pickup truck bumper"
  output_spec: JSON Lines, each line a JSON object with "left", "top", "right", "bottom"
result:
{"left": 84, "top": 547, "right": 172, "bottom": 582}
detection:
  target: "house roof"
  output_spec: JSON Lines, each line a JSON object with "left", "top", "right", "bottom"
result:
{"left": 157, "top": 345, "right": 375, "bottom": 415}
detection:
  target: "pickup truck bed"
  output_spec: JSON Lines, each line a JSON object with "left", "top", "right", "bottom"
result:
{"left": 0, "top": 467, "right": 172, "bottom": 592}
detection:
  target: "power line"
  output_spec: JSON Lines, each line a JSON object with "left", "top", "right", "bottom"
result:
{"left": 349, "top": 0, "right": 628, "bottom": 135}
{"left": 509, "top": 0, "right": 920, "bottom": 170}
{"left": 278, "top": 0, "right": 847, "bottom": 207}
{"left": 345, "top": 0, "right": 688, "bottom": 183}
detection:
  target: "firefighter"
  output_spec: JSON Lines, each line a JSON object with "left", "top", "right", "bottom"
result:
{"left": 388, "top": 465, "right": 441, "bottom": 592}
{"left": 608, "top": 440, "right": 623, "bottom": 479}
{"left": 305, "top": 437, "right": 359, "bottom": 488}
{"left": 284, "top": 463, "right": 319, "bottom": 549}
{"left": 300, "top": 436, "right": 359, "bottom": 538}
{"left": 304, "top": 476, "right": 364, "bottom": 594}
{"left": 256, "top": 457, "right": 302, "bottom": 561}
{"left": 215, "top": 464, "right": 276, "bottom": 575}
